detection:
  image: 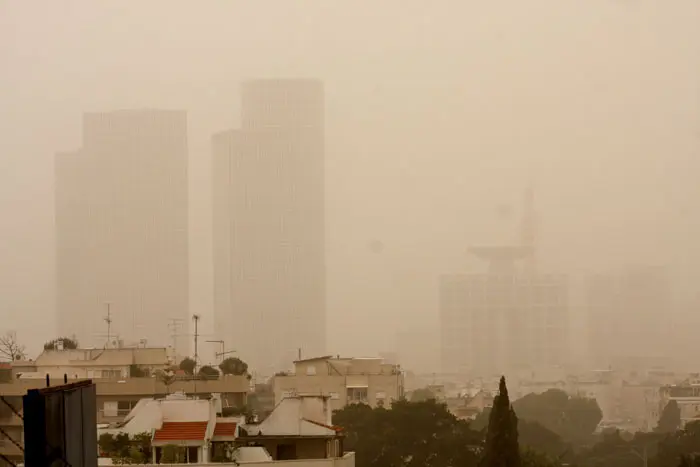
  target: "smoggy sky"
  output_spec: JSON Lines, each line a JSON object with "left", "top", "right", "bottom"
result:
{"left": 1, "top": 0, "right": 699, "bottom": 364}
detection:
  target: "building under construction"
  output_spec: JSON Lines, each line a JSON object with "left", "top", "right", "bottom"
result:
{"left": 440, "top": 188, "right": 569, "bottom": 376}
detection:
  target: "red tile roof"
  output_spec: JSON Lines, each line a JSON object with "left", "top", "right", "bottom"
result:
{"left": 213, "top": 421, "right": 237, "bottom": 437}
{"left": 0, "top": 363, "right": 11, "bottom": 370}
{"left": 153, "top": 422, "right": 208, "bottom": 441}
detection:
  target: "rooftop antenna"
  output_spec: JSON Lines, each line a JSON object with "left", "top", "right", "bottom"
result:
{"left": 104, "top": 303, "right": 112, "bottom": 348}
{"left": 192, "top": 314, "right": 201, "bottom": 374}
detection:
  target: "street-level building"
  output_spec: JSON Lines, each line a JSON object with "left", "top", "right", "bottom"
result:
{"left": 272, "top": 356, "right": 404, "bottom": 410}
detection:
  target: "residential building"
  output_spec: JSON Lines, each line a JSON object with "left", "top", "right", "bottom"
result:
{"left": 97, "top": 392, "right": 354, "bottom": 466}
{"left": 98, "top": 392, "right": 243, "bottom": 463}
{"left": 659, "top": 380, "right": 700, "bottom": 428}
{"left": 55, "top": 109, "right": 188, "bottom": 352}
{"left": 238, "top": 394, "right": 352, "bottom": 466}
{"left": 13, "top": 346, "right": 170, "bottom": 380}
{"left": 0, "top": 373, "right": 249, "bottom": 456}
{"left": 586, "top": 266, "right": 671, "bottom": 367}
{"left": 212, "top": 80, "right": 326, "bottom": 375}
{"left": 272, "top": 356, "right": 404, "bottom": 410}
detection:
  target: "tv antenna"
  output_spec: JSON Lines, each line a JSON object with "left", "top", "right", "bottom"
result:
{"left": 192, "top": 314, "right": 201, "bottom": 373}
{"left": 206, "top": 340, "right": 236, "bottom": 363}
{"left": 104, "top": 303, "right": 112, "bottom": 348}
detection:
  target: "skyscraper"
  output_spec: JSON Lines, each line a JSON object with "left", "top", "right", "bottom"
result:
{"left": 55, "top": 110, "right": 189, "bottom": 352}
{"left": 439, "top": 189, "right": 569, "bottom": 376}
{"left": 586, "top": 266, "right": 671, "bottom": 368}
{"left": 212, "top": 80, "right": 325, "bottom": 375}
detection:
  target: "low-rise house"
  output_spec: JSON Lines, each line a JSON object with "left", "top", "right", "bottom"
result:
{"left": 238, "top": 394, "right": 350, "bottom": 464}
{"left": 14, "top": 346, "right": 170, "bottom": 380}
{"left": 98, "top": 392, "right": 243, "bottom": 463}
{"left": 273, "top": 356, "right": 404, "bottom": 410}
{"left": 0, "top": 374, "right": 249, "bottom": 462}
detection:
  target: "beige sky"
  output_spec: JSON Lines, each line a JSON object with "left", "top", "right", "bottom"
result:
{"left": 0, "top": 0, "right": 698, "bottom": 362}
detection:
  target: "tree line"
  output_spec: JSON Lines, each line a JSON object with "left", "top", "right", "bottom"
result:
{"left": 333, "top": 377, "right": 699, "bottom": 467}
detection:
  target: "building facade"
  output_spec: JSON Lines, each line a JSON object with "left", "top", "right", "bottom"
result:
{"left": 586, "top": 266, "right": 671, "bottom": 367}
{"left": 212, "top": 80, "right": 326, "bottom": 375}
{"left": 440, "top": 271, "right": 568, "bottom": 376}
{"left": 272, "top": 356, "right": 404, "bottom": 410}
{"left": 55, "top": 110, "right": 189, "bottom": 352}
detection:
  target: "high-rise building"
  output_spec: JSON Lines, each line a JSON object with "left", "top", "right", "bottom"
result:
{"left": 439, "top": 189, "right": 569, "bottom": 376}
{"left": 212, "top": 80, "right": 325, "bottom": 375}
{"left": 440, "top": 269, "right": 568, "bottom": 376}
{"left": 55, "top": 110, "right": 188, "bottom": 352}
{"left": 586, "top": 266, "right": 671, "bottom": 368}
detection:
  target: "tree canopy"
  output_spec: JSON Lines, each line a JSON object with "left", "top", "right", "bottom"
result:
{"left": 198, "top": 365, "right": 219, "bottom": 378}
{"left": 481, "top": 376, "right": 521, "bottom": 467}
{"left": 474, "top": 388, "right": 602, "bottom": 449}
{"left": 409, "top": 387, "right": 436, "bottom": 402}
{"left": 218, "top": 357, "right": 248, "bottom": 376}
{"left": 656, "top": 400, "right": 682, "bottom": 434}
{"left": 333, "top": 399, "right": 482, "bottom": 467}
{"left": 43, "top": 337, "right": 79, "bottom": 350}
{"left": 178, "top": 357, "right": 196, "bottom": 376}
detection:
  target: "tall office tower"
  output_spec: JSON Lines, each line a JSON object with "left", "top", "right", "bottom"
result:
{"left": 212, "top": 80, "right": 325, "bottom": 375}
{"left": 586, "top": 266, "right": 671, "bottom": 369}
{"left": 55, "top": 110, "right": 189, "bottom": 353}
{"left": 440, "top": 189, "right": 569, "bottom": 376}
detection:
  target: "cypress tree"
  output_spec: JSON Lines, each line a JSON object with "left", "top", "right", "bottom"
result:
{"left": 481, "top": 376, "right": 521, "bottom": 467}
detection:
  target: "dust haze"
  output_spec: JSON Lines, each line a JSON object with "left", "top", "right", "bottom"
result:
{"left": 1, "top": 0, "right": 699, "bottom": 376}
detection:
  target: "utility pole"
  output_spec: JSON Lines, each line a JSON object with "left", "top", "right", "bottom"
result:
{"left": 104, "top": 303, "right": 112, "bottom": 348}
{"left": 192, "top": 315, "right": 200, "bottom": 374}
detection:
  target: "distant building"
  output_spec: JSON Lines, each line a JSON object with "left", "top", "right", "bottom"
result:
{"left": 440, "top": 267, "right": 568, "bottom": 376}
{"left": 440, "top": 188, "right": 569, "bottom": 376}
{"left": 272, "top": 356, "right": 404, "bottom": 410}
{"left": 212, "top": 80, "right": 326, "bottom": 374}
{"left": 586, "top": 266, "right": 671, "bottom": 367}
{"left": 55, "top": 110, "right": 189, "bottom": 353}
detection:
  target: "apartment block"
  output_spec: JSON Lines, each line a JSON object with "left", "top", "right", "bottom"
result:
{"left": 272, "top": 356, "right": 404, "bottom": 410}
{"left": 441, "top": 271, "right": 568, "bottom": 376}
{"left": 55, "top": 109, "right": 188, "bottom": 352}
{"left": 213, "top": 80, "right": 326, "bottom": 374}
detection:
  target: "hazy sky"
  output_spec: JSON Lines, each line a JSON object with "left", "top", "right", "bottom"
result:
{"left": 1, "top": 0, "right": 699, "bottom": 361}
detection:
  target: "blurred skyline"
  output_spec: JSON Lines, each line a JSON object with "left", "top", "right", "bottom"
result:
{"left": 1, "top": 0, "right": 699, "bottom": 366}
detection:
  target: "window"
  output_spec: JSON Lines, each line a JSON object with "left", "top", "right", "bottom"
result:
{"left": 376, "top": 391, "right": 386, "bottom": 400}
{"left": 306, "top": 365, "right": 317, "bottom": 376}
{"left": 329, "top": 392, "right": 339, "bottom": 400}
{"left": 101, "top": 369, "right": 122, "bottom": 379}
{"left": 346, "top": 388, "right": 368, "bottom": 403}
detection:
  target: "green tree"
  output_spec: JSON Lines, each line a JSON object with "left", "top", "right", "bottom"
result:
{"left": 410, "top": 387, "right": 436, "bottom": 402}
{"left": 333, "top": 399, "right": 481, "bottom": 467}
{"left": 657, "top": 400, "right": 682, "bottom": 434}
{"left": 198, "top": 365, "right": 220, "bottom": 379}
{"left": 160, "top": 444, "right": 186, "bottom": 463}
{"left": 219, "top": 357, "right": 249, "bottom": 376}
{"left": 43, "top": 337, "right": 78, "bottom": 350}
{"left": 511, "top": 389, "right": 602, "bottom": 447}
{"left": 179, "top": 357, "right": 196, "bottom": 376}
{"left": 481, "top": 376, "right": 521, "bottom": 467}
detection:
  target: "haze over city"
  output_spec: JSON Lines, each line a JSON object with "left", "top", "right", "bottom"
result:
{"left": 1, "top": 0, "right": 699, "bottom": 373}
